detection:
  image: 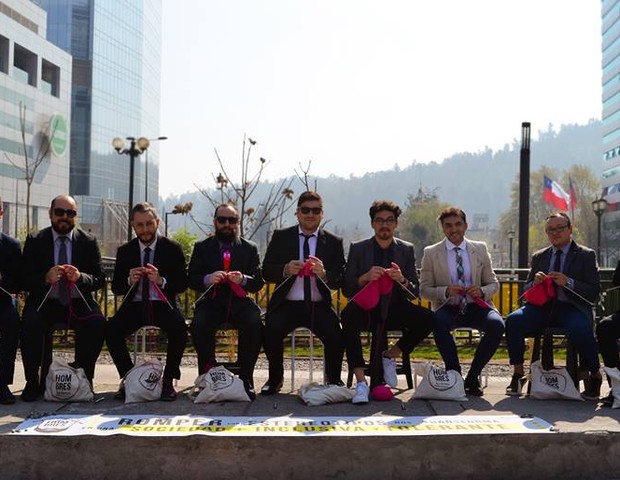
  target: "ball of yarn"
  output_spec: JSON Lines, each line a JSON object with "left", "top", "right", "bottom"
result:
{"left": 371, "top": 384, "right": 394, "bottom": 401}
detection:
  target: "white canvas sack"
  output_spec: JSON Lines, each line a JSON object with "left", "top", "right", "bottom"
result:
{"left": 604, "top": 366, "right": 620, "bottom": 408}
{"left": 298, "top": 382, "right": 355, "bottom": 406}
{"left": 529, "top": 360, "right": 583, "bottom": 401}
{"left": 412, "top": 363, "right": 468, "bottom": 401}
{"left": 44, "top": 356, "right": 94, "bottom": 402}
{"left": 123, "top": 359, "right": 163, "bottom": 403}
{"left": 193, "top": 366, "right": 251, "bottom": 403}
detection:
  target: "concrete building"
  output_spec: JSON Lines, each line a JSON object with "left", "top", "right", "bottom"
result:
{"left": 0, "top": 0, "right": 72, "bottom": 238}
{"left": 37, "top": 0, "right": 163, "bottom": 255}
{"left": 602, "top": 0, "right": 620, "bottom": 265}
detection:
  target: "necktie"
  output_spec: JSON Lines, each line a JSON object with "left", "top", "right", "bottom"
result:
{"left": 553, "top": 250, "right": 563, "bottom": 273}
{"left": 58, "top": 236, "right": 69, "bottom": 305}
{"left": 455, "top": 247, "right": 467, "bottom": 313}
{"left": 142, "top": 247, "right": 151, "bottom": 302}
{"left": 302, "top": 234, "right": 312, "bottom": 302}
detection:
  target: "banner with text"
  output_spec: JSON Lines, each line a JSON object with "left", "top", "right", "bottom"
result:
{"left": 12, "top": 414, "right": 554, "bottom": 437}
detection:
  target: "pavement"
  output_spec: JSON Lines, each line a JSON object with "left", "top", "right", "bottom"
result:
{"left": 3, "top": 357, "right": 620, "bottom": 479}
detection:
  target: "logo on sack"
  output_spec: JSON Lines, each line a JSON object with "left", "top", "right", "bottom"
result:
{"left": 139, "top": 369, "right": 161, "bottom": 391}
{"left": 208, "top": 368, "right": 234, "bottom": 391}
{"left": 539, "top": 373, "right": 567, "bottom": 391}
{"left": 52, "top": 367, "right": 78, "bottom": 400}
{"left": 428, "top": 367, "right": 456, "bottom": 391}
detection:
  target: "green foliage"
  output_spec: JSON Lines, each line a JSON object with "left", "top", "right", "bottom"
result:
{"left": 170, "top": 226, "right": 199, "bottom": 259}
{"left": 398, "top": 187, "right": 450, "bottom": 256}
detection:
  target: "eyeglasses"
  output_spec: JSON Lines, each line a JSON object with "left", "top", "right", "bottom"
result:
{"left": 53, "top": 208, "right": 77, "bottom": 218}
{"left": 545, "top": 224, "right": 570, "bottom": 234}
{"left": 216, "top": 216, "right": 239, "bottom": 225}
{"left": 298, "top": 207, "right": 322, "bottom": 215}
{"left": 373, "top": 217, "right": 396, "bottom": 226}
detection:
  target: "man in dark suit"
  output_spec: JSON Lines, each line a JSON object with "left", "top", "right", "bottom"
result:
{"left": 595, "top": 260, "right": 620, "bottom": 406}
{"left": 106, "top": 202, "right": 188, "bottom": 401}
{"left": 505, "top": 212, "right": 602, "bottom": 399}
{"left": 261, "top": 191, "right": 345, "bottom": 394}
{"left": 188, "top": 203, "right": 264, "bottom": 396}
{"left": 420, "top": 207, "right": 504, "bottom": 397}
{"left": 0, "top": 199, "right": 22, "bottom": 404}
{"left": 342, "top": 200, "right": 434, "bottom": 404}
{"left": 20, "top": 195, "right": 106, "bottom": 402}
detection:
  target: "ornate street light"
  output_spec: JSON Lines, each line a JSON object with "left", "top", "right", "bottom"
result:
{"left": 507, "top": 229, "right": 515, "bottom": 269}
{"left": 165, "top": 202, "right": 193, "bottom": 237}
{"left": 112, "top": 136, "right": 151, "bottom": 242}
{"left": 592, "top": 197, "right": 608, "bottom": 262}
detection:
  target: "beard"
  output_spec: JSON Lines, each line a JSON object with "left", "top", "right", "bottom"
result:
{"left": 215, "top": 227, "right": 237, "bottom": 243}
{"left": 52, "top": 220, "right": 74, "bottom": 235}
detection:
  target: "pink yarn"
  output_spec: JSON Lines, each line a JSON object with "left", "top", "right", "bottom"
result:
{"left": 371, "top": 384, "right": 394, "bottom": 401}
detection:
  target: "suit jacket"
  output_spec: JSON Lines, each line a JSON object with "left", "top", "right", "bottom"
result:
{"left": 420, "top": 237, "right": 499, "bottom": 311}
{"left": 0, "top": 232, "right": 22, "bottom": 307}
{"left": 343, "top": 236, "right": 420, "bottom": 301}
{"left": 262, "top": 225, "right": 345, "bottom": 311}
{"left": 112, "top": 235, "right": 188, "bottom": 308}
{"left": 614, "top": 260, "right": 620, "bottom": 288}
{"left": 23, "top": 226, "right": 104, "bottom": 307}
{"left": 524, "top": 240, "right": 600, "bottom": 317}
{"left": 188, "top": 235, "right": 264, "bottom": 307}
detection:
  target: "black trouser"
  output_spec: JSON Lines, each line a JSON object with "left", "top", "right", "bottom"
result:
{"left": 263, "top": 301, "right": 343, "bottom": 384}
{"left": 596, "top": 312, "right": 620, "bottom": 368}
{"left": 190, "top": 297, "right": 263, "bottom": 384}
{"left": 341, "top": 300, "right": 434, "bottom": 384}
{"left": 0, "top": 301, "right": 19, "bottom": 385}
{"left": 20, "top": 299, "right": 105, "bottom": 383}
{"left": 106, "top": 301, "right": 188, "bottom": 380}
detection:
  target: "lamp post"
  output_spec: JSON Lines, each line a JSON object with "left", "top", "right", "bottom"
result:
{"left": 144, "top": 136, "right": 168, "bottom": 202}
{"left": 112, "top": 136, "right": 151, "bottom": 242}
{"left": 164, "top": 202, "right": 193, "bottom": 237}
{"left": 592, "top": 197, "right": 608, "bottom": 262}
{"left": 507, "top": 229, "right": 515, "bottom": 269}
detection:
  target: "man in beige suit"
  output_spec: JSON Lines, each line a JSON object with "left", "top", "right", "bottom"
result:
{"left": 420, "top": 207, "right": 504, "bottom": 396}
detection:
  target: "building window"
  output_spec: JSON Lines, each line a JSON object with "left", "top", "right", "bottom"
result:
{"left": 41, "top": 59, "right": 60, "bottom": 97}
{"left": 0, "top": 35, "right": 8, "bottom": 74}
{"left": 13, "top": 43, "right": 37, "bottom": 87}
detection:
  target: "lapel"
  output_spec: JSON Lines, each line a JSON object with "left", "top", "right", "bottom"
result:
{"left": 539, "top": 247, "right": 553, "bottom": 274}
{"left": 315, "top": 229, "right": 328, "bottom": 259}
{"left": 436, "top": 239, "right": 451, "bottom": 283}
{"left": 466, "top": 240, "right": 479, "bottom": 282}
{"left": 70, "top": 229, "right": 81, "bottom": 266}
{"left": 564, "top": 241, "right": 578, "bottom": 273}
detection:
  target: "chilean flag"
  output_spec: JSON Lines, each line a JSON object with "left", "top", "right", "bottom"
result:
{"left": 543, "top": 176, "right": 571, "bottom": 211}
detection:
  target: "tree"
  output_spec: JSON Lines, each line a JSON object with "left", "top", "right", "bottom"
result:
{"left": 170, "top": 226, "right": 198, "bottom": 260}
{"left": 194, "top": 135, "right": 296, "bottom": 240}
{"left": 398, "top": 186, "right": 450, "bottom": 256}
{"left": 3, "top": 102, "right": 56, "bottom": 232}
{"left": 498, "top": 165, "right": 600, "bottom": 257}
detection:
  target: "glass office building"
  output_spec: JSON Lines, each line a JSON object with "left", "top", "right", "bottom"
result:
{"left": 38, "top": 0, "right": 162, "bottom": 253}
{"left": 0, "top": 0, "right": 72, "bottom": 236}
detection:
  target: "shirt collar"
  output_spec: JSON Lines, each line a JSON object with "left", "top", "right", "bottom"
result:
{"left": 298, "top": 226, "right": 319, "bottom": 238}
{"left": 445, "top": 238, "right": 467, "bottom": 251}
{"left": 139, "top": 237, "right": 158, "bottom": 252}
{"left": 52, "top": 229, "right": 74, "bottom": 242}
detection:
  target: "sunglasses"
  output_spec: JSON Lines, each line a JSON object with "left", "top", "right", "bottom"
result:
{"left": 216, "top": 216, "right": 239, "bottom": 225}
{"left": 53, "top": 208, "right": 77, "bottom": 218}
{"left": 298, "top": 207, "right": 322, "bottom": 215}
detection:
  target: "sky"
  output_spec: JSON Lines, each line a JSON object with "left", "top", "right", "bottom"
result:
{"left": 159, "top": 0, "right": 602, "bottom": 198}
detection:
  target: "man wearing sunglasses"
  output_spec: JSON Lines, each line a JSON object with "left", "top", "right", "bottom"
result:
{"left": 505, "top": 212, "right": 602, "bottom": 399}
{"left": 261, "top": 191, "right": 345, "bottom": 394}
{"left": 20, "top": 195, "right": 106, "bottom": 401}
{"left": 342, "top": 200, "right": 434, "bottom": 403}
{"left": 107, "top": 202, "right": 188, "bottom": 401}
{"left": 188, "top": 203, "right": 264, "bottom": 397}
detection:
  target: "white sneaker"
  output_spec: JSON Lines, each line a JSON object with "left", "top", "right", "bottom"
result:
{"left": 382, "top": 353, "right": 398, "bottom": 388}
{"left": 352, "top": 382, "right": 369, "bottom": 404}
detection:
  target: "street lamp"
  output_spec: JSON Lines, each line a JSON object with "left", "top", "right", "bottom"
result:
{"left": 592, "top": 197, "right": 608, "bottom": 262}
{"left": 507, "top": 229, "right": 515, "bottom": 269}
{"left": 112, "top": 136, "right": 151, "bottom": 242}
{"left": 164, "top": 202, "right": 193, "bottom": 237}
{"left": 144, "top": 136, "right": 168, "bottom": 202}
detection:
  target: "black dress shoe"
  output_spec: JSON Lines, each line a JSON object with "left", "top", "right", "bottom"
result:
{"left": 505, "top": 374, "right": 527, "bottom": 396}
{"left": 600, "top": 392, "right": 614, "bottom": 407}
{"left": 21, "top": 382, "right": 41, "bottom": 402}
{"left": 261, "top": 379, "right": 283, "bottom": 395}
{"left": 464, "top": 378, "right": 484, "bottom": 397}
{"left": 0, "top": 383, "right": 16, "bottom": 405}
{"left": 114, "top": 387, "right": 126, "bottom": 401}
{"left": 160, "top": 378, "right": 177, "bottom": 402}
